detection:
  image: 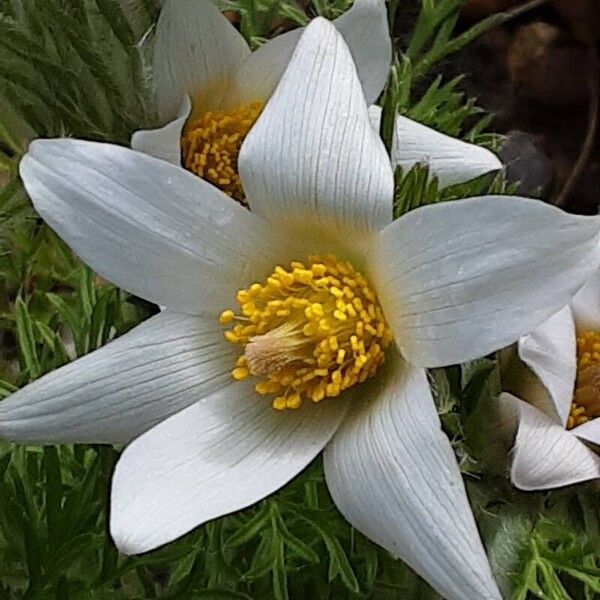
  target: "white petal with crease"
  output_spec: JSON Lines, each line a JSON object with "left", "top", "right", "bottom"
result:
{"left": 20, "top": 139, "right": 293, "bottom": 314}
{"left": 153, "top": 0, "right": 250, "bottom": 120}
{"left": 0, "top": 312, "right": 236, "bottom": 444}
{"left": 226, "top": 0, "right": 390, "bottom": 107}
{"left": 517, "top": 306, "right": 576, "bottom": 427}
{"left": 131, "top": 96, "right": 191, "bottom": 165}
{"left": 369, "top": 196, "right": 600, "bottom": 368}
{"left": 573, "top": 418, "right": 600, "bottom": 446}
{"left": 367, "top": 105, "right": 502, "bottom": 186}
{"left": 571, "top": 270, "right": 600, "bottom": 330}
{"left": 392, "top": 115, "right": 503, "bottom": 187}
{"left": 324, "top": 359, "right": 501, "bottom": 600}
{"left": 502, "top": 393, "right": 600, "bottom": 490}
{"left": 110, "top": 382, "right": 347, "bottom": 554}
{"left": 239, "top": 18, "right": 393, "bottom": 236}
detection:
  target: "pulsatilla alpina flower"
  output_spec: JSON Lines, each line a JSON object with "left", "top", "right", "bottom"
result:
{"left": 132, "top": 0, "right": 391, "bottom": 205}
{"left": 502, "top": 271, "right": 600, "bottom": 490}
{"left": 3, "top": 19, "right": 600, "bottom": 600}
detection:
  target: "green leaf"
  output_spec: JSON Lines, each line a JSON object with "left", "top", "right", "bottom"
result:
{"left": 43, "top": 446, "right": 62, "bottom": 558}
{"left": 322, "top": 532, "right": 359, "bottom": 593}
{"left": 14, "top": 296, "right": 41, "bottom": 380}
{"left": 225, "top": 505, "right": 269, "bottom": 548}
{"left": 0, "top": 380, "right": 18, "bottom": 399}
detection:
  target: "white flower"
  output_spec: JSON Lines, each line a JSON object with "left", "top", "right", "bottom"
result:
{"left": 4, "top": 19, "right": 600, "bottom": 600}
{"left": 132, "top": 0, "right": 391, "bottom": 202}
{"left": 502, "top": 270, "right": 600, "bottom": 490}
{"left": 133, "top": 0, "right": 502, "bottom": 200}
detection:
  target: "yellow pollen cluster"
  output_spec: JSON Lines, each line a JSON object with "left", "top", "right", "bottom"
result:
{"left": 569, "top": 330, "right": 600, "bottom": 429}
{"left": 181, "top": 102, "right": 262, "bottom": 205}
{"left": 220, "top": 255, "right": 393, "bottom": 410}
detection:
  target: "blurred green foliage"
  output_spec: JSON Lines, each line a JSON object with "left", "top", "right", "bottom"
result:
{"left": 0, "top": 0, "right": 599, "bottom": 598}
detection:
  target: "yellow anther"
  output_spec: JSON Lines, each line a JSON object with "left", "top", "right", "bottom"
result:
{"left": 286, "top": 394, "right": 302, "bottom": 409}
{"left": 220, "top": 310, "right": 235, "bottom": 325}
{"left": 256, "top": 381, "right": 280, "bottom": 394}
{"left": 220, "top": 255, "right": 392, "bottom": 410}
{"left": 237, "top": 290, "right": 251, "bottom": 304}
{"left": 267, "top": 277, "right": 281, "bottom": 290}
{"left": 319, "top": 319, "right": 331, "bottom": 333}
{"left": 311, "top": 303, "right": 324, "bottom": 317}
{"left": 569, "top": 330, "right": 600, "bottom": 429}
{"left": 181, "top": 102, "right": 262, "bottom": 204}
{"left": 303, "top": 323, "right": 318, "bottom": 337}
{"left": 312, "top": 263, "right": 327, "bottom": 277}
{"left": 295, "top": 269, "right": 313, "bottom": 284}
{"left": 232, "top": 367, "right": 249, "bottom": 380}
{"left": 273, "top": 397, "right": 287, "bottom": 410}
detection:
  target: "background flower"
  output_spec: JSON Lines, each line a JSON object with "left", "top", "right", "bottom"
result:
{"left": 131, "top": 0, "right": 391, "bottom": 203}
{"left": 502, "top": 271, "right": 600, "bottom": 490}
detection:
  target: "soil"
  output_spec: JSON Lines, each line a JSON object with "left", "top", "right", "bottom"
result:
{"left": 456, "top": 0, "right": 600, "bottom": 214}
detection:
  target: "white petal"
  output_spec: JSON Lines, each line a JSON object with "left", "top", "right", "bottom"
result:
{"left": 571, "top": 269, "right": 600, "bottom": 330}
{"left": 226, "top": 0, "right": 390, "bottom": 108}
{"left": 223, "top": 28, "right": 302, "bottom": 108}
{"left": 517, "top": 306, "right": 576, "bottom": 427}
{"left": 20, "top": 139, "right": 292, "bottom": 314}
{"left": 334, "top": 0, "right": 391, "bottom": 104}
{"left": 391, "top": 115, "right": 503, "bottom": 187}
{"left": 573, "top": 418, "right": 600, "bottom": 446}
{"left": 153, "top": 0, "right": 250, "bottom": 120}
{"left": 130, "top": 96, "right": 191, "bottom": 165}
{"left": 501, "top": 393, "right": 600, "bottom": 490}
{"left": 368, "top": 104, "right": 382, "bottom": 131}
{"left": 324, "top": 360, "right": 501, "bottom": 600}
{"left": 239, "top": 18, "right": 393, "bottom": 237}
{"left": 0, "top": 312, "right": 236, "bottom": 444}
{"left": 369, "top": 196, "right": 600, "bottom": 368}
{"left": 110, "top": 382, "right": 347, "bottom": 554}
{"left": 366, "top": 106, "right": 503, "bottom": 187}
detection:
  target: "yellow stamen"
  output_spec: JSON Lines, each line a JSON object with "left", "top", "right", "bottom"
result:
{"left": 569, "top": 330, "right": 600, "bottom": 429}
{"left": 181, "top": 102, "right": 262, "bottom": 205}
{"left": 220, "top": 255, "right": 393, "bottom": 409}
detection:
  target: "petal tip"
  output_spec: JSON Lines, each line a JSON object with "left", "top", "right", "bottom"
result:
{"left": 110, "top": 521, "right": 148, "bottom": 556}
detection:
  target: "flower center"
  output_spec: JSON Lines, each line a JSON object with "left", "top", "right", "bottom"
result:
{"left": 569, "top": 330, "right": 600, "bottom": 429}
{"left": 181, "top": 102, "right": 262, "bottom": 205}
{"left": 220, "top": 255, "right": 393, "bottom": 410}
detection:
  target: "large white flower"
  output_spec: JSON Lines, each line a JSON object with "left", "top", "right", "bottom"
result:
{"left": 134, "top": 0, "right": 502, "bottom": 201}
{"left": 502, "top": 271, "right": 600, "bottom": 490}
{"left": 3, "top": 19, "right": 600, "bottom": 600}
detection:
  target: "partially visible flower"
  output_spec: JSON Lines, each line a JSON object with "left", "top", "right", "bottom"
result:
{"left": 4, "top": 19, "right": 600, "bottom": 600}
{"left": 132, "top": 0, "right": 391, "bottom": 204}
{"left": 368, "top": 105, "right": 503, "bottom": 187}
{"left": 501, "top": 271, "right": 600, "bottom": 490}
